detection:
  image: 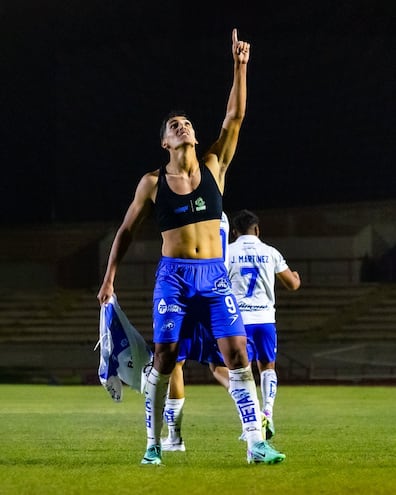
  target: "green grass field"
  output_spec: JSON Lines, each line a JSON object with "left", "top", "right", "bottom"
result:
{"left": 0, "top": 384, "right": 395, "bottom": 495}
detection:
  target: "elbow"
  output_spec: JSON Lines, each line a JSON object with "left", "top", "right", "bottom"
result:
{"left": 291, "top": 280, "right": 301, "bottom": 291}
{"left": 286, "top": 279, "right": 301, "bottom": 291}
{"left": 226, "top": 110, "right": 245, "bottom": 122}
{"left": 233, "top": 107, "right": 246, "bottom": 120}
{"left": 290, "top": 271, "right": 301, "bottom": 291}
{"left": 116, "top": 225, "right": 133, "bottom": 245}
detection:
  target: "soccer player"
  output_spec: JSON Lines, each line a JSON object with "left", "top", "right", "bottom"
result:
{"left": 227, "top": 209, "right": 301, "bottom": 439}
{"left": 98, "top": 29, "right": 285, "bottom": 465}
{"left": 161, "top": 212, "right": 230, "bottom": 452}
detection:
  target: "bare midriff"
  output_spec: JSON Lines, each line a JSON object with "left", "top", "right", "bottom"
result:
{"left": 161, "top": 219, "right": 222, "bottom": 259}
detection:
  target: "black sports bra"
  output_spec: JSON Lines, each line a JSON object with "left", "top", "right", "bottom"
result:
{"left": 154, "top": 164, "right": 222, "bottom": 232}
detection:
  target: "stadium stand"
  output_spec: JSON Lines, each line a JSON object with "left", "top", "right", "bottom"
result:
{"left": 1, "top": 201, "right": 396, "bottom": 384}
{"left": 1, "top": 283, "right": 395, "bottom": 384}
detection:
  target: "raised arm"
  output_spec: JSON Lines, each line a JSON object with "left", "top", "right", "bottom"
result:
{"left": 97, "top": 172, "right": 157, "bottom": 304}
{"left": 205, "top": 28, "right": 250, "bottom": 186}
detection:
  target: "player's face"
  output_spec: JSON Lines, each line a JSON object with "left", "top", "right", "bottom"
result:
{"left": 162, "top": 116, "right": 198, "bottom": 149}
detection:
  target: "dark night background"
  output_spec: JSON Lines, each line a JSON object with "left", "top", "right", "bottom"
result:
{"left": 1, "top": 0, "right": 395, "bottom": 225}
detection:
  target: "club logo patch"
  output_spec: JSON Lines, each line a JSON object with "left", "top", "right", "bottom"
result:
{"left": 162, "top": 320, "right": 175, "bottom": 331}
{"left": 212, "top": 277, "right": 232, "bottom": 295}
{"left": 195, "top": 197, "right": 206, "bottom": 211}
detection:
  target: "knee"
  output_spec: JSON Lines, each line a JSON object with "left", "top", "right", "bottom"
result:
{"left": 217, "top": 336, "right": 249, "bottom": 369}
{"left": 154, "top": 349, "right": 177, "bottom": 374}
{"left": 226, "top": 347, "right": 249, "bottom": 370}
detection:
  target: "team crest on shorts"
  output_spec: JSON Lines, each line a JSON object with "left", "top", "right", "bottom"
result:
{"left": 162, "top": 319, "right": 175, "bottom": 331}
{"left": 212, "top": 277, "right": 232, "bottom": 295}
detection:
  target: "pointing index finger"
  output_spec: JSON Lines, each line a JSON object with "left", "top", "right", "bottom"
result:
{"left": 232, "top": 28, "right": 238, "bottom": 44}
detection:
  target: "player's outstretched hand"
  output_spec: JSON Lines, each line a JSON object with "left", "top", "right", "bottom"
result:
{"left": 232, "top": 28, "right": 250, "bottom": 64}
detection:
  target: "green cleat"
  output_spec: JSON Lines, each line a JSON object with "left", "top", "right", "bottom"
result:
{"left": 141, "top": 444, "right": 162, "bottom": 465}
{"left": 247, "top": 441, "right": 285, "bottom": 465}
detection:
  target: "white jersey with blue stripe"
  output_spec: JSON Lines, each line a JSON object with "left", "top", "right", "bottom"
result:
{"left": 228, "top": 235, "right": 288, "bottom": 324}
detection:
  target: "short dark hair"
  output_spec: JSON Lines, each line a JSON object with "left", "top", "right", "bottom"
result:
{"left": 159, "top": 110, "right": 192, "bottom": 141}
{"left": 232, "top": 209, "right": 260, "bottom": 235}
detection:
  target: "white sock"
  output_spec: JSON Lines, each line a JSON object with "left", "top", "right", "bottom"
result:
{"left": 228, "top": 366, "right": 264, "bottom": 447}
{"left": 261, "top": 369, "right": 277, "bottom": 417}
{"left": 144, "top": 368, "right": 170, "bottom": 448}
{"left": 163, "top": 397, "right": 185, "bottom": 441}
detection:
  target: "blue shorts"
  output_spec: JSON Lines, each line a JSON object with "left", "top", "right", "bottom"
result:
{"left": 152, "top": 257, "right": 246, "bottom": 344}
{"left": 245, "top": 323, "right": 277, "bottom": 364}
{"left": 177, "top": 323, "right": 225, "bottom": 365}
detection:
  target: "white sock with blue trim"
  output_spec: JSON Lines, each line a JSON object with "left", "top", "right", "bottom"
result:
{"left": 144, "top": 367, "right": 170, "bottom": 448}
{"left": 228, "top": 366, "right": 264, "bottom": 448}
{"left": 163, "top": 397, "right": 185, "bottom": 441}
{"left": 261, "top": 369, "right": 277, "bottom": 417}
